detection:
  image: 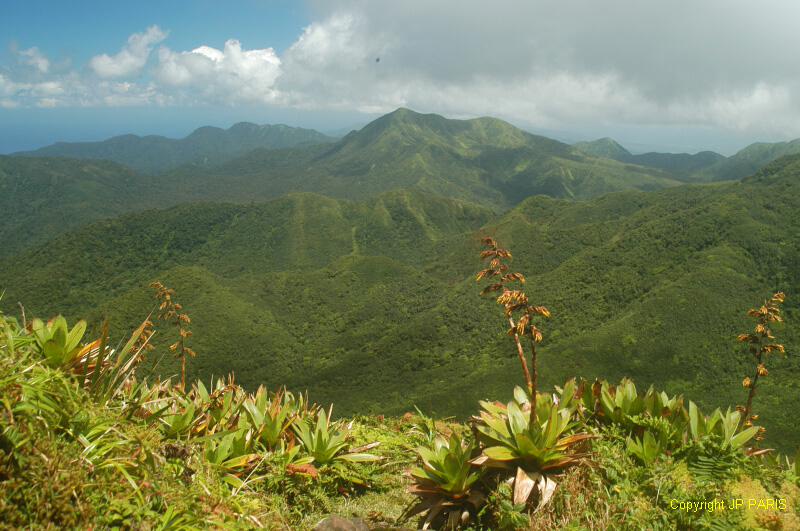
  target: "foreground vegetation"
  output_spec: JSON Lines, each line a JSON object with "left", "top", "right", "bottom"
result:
{"left": 1, "top": 310, "right": 798, "bottom": 529}
{"left": 2, "top": 240, "right": 798, "bottom": 529}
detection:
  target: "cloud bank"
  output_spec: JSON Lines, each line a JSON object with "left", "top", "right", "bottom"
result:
{"left": 3, "top": 0, "right": 800, "bottom": 141}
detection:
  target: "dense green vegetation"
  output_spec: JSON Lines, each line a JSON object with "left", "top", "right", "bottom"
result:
{"left": 15, "top": 122, "right": 335, "bottom": 174}
{"left": 573, "top": 137, "right": 726, "bottom": 180}
{"left": 0, "top": 156, "right": 155, "bottom": 257}
{"left": 697, "top": 138, "right": 800, "bottom": 182}
{"left": 156, "top": 109, "right": 683, "bottom": 209}
{"left": 2, "top": 109, "right": 694, "bottom": 259}
{"left": 2, "top": 268, "right": 798, "bottom": 529}
{"left": 3, "top": 155, "right": 798, "bottom": 453}
{"left": 3, "top": 106, "right": 800, "bottom": 528}
{"left": 575, "top": 135, "right": 800, "bottom": 184}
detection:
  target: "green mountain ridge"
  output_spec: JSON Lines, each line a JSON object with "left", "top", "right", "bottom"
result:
{"left": 574, "top": 137, "right": 726, "bottom": 180}
{"left": 576, "top": 135, "right": 800, "bottom": 183}
{"left": 3, "top": 156, "right": 798, "bottom": 450}
{"left": 573, "top": 137, "right": 633, "bottom": 160}
{"left": 1, "top": 108, "right": 690, "bottom": 257}
{"left": 0, "top": 156, "right": 154, "bottom": 257}
{"left": 698, "top": 138, "right": 800, "bottom": 182}
{"left": 14, "top": 122, "right": 336, "bottom": 174}
{"left": 157, "top": 108, "right": 684, "bottom": 209}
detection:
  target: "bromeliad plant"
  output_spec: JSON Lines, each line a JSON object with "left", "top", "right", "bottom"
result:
{"left": 472, "top": 393, "right": 590, "bottom": 507}
{"left": 738, "top": 292, "right": 786, "bottom": 437}
{"left": 73, "top": 319, "right": 154, "bottom": 405}
{"left": 582, "top": 378, "right": 686, "bottom": 428}
{"left": 160, "top": 398, "right": 198, "bottom": 438}
{"left": 406, "top": 434, "right": 484, "bottom": 530}
{"left": 474, "top": 239, "right": 588, "bottom": 510}
{"left": 626, "top": 431, "right": 664, "bottom": 466}
{"left": 579, "top": 378, "right": 761, "bottom": 465}
{"left": 243, "top": 386, "right": 313, "bottom": 451}
{"left": 29, "top": 316, "right": 87, "bottom": 369}
{"left": 477, "top": 237, "right": 550, "bottom": 418}
{"left": 204, "top": 428, "right": 261, "bottom": 488}
{"left": 687, "top": 402, "right": 759, "bottom": 451}
{"left": 190, "top": 377, "right": 245, "bottom": 437}
{"left": 581, "top": 378, "right": 688, "bottom": 451}
{"left": 26, "top": 314, "right": 154, "bottom": 407}
{"left": 293, "top": 407, "right": 380, "bottom": 467}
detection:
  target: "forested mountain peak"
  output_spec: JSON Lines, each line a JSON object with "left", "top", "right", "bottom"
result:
{"left": 15, "top": 122, "right": 335, "bottom": 174}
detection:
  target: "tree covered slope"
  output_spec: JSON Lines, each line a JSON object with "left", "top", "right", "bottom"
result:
{"left": 696, "top": 138, "right": 800, "bottom": 182}
{"left": 156, "top": 108, "right": 684, "bottom": 209}
{"left": 15, "top": 122, "right": 335, "bottom": 174}
{"left": 2, "top": 156, "right": 798, "bottom": 450}
{"left": 575, "top": 136, "right": 800, "bottom": 183}
{"left": 574, "top": 137, "right": 726, "bottom": 180}
{"left": 0, "top": 156, "right": 155, "bottom": 257}
{"left": 0, "top": 109, "right": 686, "bottom": 258}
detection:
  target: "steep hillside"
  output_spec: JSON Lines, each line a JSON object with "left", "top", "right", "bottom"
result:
{"left": 0, "top": 156, "right": 156, "bottom": 257}
{"left": 0, "top": 109, "right": 683, "bottom": 259}
{"left": 574, "top": 137, "right": 725, "bottom": 180}
{"left": 696, "top": 138, "right": 800, "bottom": 182}
{"left": 15, "top": 122, "right": 335, "bottom": 174}
{"left": 2, "top": 158, "right": 798, "bottom": 450}
{"left": 160, "top": 108, "right": 683, "bottom": 209}
{"left": 573, "top": 137, "right": 632, "bottom": 160}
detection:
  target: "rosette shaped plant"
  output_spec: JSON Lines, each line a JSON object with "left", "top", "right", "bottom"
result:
{"left": 473, "top": 397, "right": 590, "bottom": 507}
{"left": 406, "top": 434, "right": 484, "bottom": 530}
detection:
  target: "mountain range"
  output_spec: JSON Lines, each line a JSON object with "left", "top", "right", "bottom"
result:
{"left": 14, "top": 122, "right": 335, "bottom": 174}
{"left": 575, "top": 135, "right": 800, "bottom": 182}
{"left": 573, "top": 137, "right": 725, "bottom": 179}
{"left": 154, "top": 108, "right": 685, "bottom": 209}
{"left": 3, "top": 109, "right": 689, "bottom": 255}
{"left": 1, "top": 108, "right": 799, "bottom": 451}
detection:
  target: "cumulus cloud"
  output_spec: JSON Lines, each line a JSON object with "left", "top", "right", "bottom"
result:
{"left": 3, "top": 2, "right": 800, "bottom": 147}
{"left": 155, "top": 39, "right": 281, "bottom": 104}
{"left": 18, "top": 47, "right": 50, "bottom": 74}
{"left": 89, "top": 25, "right": 167, "bottom": 78}
{"left": 278, "top": 0, "right": 800, "bottom": 137}
{"left": 0, "top": 72, "right": 67, "bottom": 107}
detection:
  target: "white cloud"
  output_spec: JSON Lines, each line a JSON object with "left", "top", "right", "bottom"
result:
{"left": 36, "top": 98, "right": 57, "bottom": 108}
{"left": 155, "top": 40, "right": 282, "bottom": 104}
{"left": 19, "top": 47, "right": 50, "bottom": 74}
{"left": 4, "top": 3, "right": 800, "bottom": 147}
{"left": 30, "top": 81, "right": 64, "bottom": 97}
{"left": 269, "top": 2, "right": 800, "bottom": 139}
{"left": 0, "top": 73, "right": 66, "bottom": 107}
{"left": 89, "top": 25, "right": 167, "bottom": 78}
{"left": 0, "top": 74, "right": 16, "bottom": 97}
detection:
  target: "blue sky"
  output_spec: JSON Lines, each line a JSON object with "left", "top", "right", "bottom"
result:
{"left": 0, "top": 0, "right": 328, "bottom": 151}
{"left": 2, "top": 1, "right": 799, "bottom": 155}
{"left": 0, "top": 1, "right": 308, "bottom": 62}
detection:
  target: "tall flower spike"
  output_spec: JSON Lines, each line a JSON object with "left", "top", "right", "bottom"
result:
{"left": 739, "top": 292, "right": 786, "bottom": 431}
{"left": 477, "top": 237, "right": 550, "bottom": 422}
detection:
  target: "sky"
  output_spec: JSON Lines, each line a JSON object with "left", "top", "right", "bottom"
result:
{"left": 2, "top": 0, "right": 799, "bottom": 154}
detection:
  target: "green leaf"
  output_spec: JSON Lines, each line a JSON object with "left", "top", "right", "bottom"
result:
{"left": 483, "top": 445, "right": 517, "bottom": 461}
{"left": 65, "top": 319, "right": 87, "bottom": 353}
{"left": 729, "top": 426, "right": 758, "bottom": 449}
{"left": 688, "top": 401, "right": 703, "bottom": 440}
